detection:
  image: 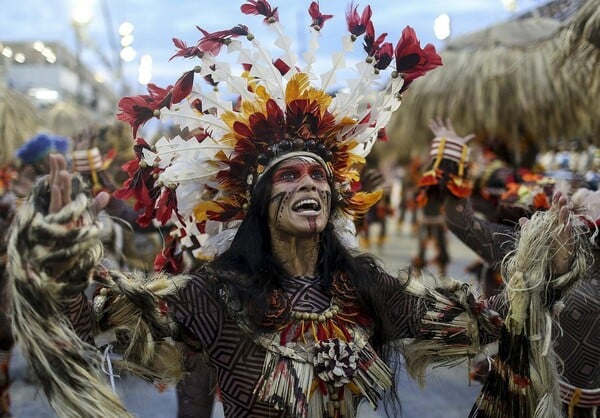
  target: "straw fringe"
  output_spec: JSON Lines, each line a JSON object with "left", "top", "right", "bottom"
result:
{"left": 6, "top": 177, "right": 191, "bottom": 417}
{"left": 402, "top": 274, "right": 498, "bottom": 387}
{"left": 500, "top": 202, "right": 589, "bottom": 418}
{"left": 92, "top": 269, "right": 190, "bottom": 385}
{"left": 470, "top": 201, "right": 590, "bottom": 418}
{"left": 6, "top": 177, "right": 131, "bottom": 418}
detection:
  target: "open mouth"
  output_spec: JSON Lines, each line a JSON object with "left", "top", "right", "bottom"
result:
{"left": 292, "top": 198, "right": 322, "bottom": 212}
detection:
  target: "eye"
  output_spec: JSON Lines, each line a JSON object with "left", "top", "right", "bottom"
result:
{"left": 276, "top": 169, "right": 297, "bottom": 181}
{"left": 311, "top": 167, "right": 326, "bottom": 180}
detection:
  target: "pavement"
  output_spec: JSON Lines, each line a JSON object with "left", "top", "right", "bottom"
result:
{"left": 7, "top": 217, "right": 487, "bottom": 418}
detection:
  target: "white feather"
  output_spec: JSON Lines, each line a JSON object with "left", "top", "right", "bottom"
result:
{"left": 141, "top": 147, "right": 159, "bottom": 167}
{"left": 159, "top": 104, "right": 204, "bottom": 132}
{"left": 248, "top": 38, "right": 285, "bottom": 98}
{"left": 175, "top": 183, "right": 206, "bottom": 219}
{"left": 319, "top": 34, "right": 354, "bottom": 91}
{"left": 270, "top": 21, "right": 298, "bottom": 77}
{"left": 302, "top": 29, "right": 320, "bottom": 74}
{"left": 331, "top": 61, "right": 378, "bottom": 120}
{"left": 193, "top": 90, "right": 233, "bottom": 117}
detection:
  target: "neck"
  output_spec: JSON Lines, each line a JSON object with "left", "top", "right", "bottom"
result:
{"left": 270, "top": 230, "right": 320, "bottom": 277}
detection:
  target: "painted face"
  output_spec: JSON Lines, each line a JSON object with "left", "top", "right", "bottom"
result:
{"left": 268, "top": 157, "right": 332, "bottom": 237}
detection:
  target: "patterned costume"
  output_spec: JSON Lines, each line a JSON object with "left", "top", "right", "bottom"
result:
{"left": 443, "top": 193, "right": 600, "bottom": 417}
{"left": 3, "top": 3, "right": 589, "bottom": 418}
{"left": 417, "top": 120, "right": 600, "bottom": 417}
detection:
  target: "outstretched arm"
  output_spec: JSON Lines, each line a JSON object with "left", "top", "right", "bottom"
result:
{"left": 430, "top": 190, "right": 516, "bottom": 270}
{"left": 6, "top": 154, "right": 192, "bottom": 417}
{"left": 6, "top": 154, "right": 130, "bottom": 416}
{"left": 468, "top": 190, "right": 584, "bottom": 418}
{"left": 422, "top": 118, "right": 516, "bottom": 267}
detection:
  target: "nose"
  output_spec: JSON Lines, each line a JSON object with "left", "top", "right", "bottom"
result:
{"left": 298, "top": 173, "right": 317, "bottom": 191}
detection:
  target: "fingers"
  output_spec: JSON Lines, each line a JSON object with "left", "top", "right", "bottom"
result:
{"left": 93, "top": 191, "right": 110, "bottom": 214}
{"left": 47, "top": 154, "right": 72, "bottom": 214}
{"left": 48, "top": 182, "right": 62, "bottom": 214}
{"left": 464, "top": 133, "right": 475, "bottom": 144}
{"left": 444, "top": 117, "right": 454, "bottom": 132}
{"left": 558, "top": 205, "right": 570, "bottom": 224}
{"left": 552, "top": 191, "right": 571, "bottom": 222}
{"left": 552, "top": 191, "right": 567, "bottom": 207}
{"left": 48, "top": 155, "right": 61, "bottom": 213}
{"left": 429, "top": 118, "right": 476, "bottom": 147}
{"left": 49, "top": 154, "right": 59, "bottom": 188}
{"left": 428, "top": 118, "right": 440, "bottom": 134}
{"left": 60, "top": 170, "right": 71, "bottom": 208}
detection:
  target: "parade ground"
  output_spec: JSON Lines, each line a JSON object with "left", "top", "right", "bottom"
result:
{"left": 9, "top": 219, "right": 487, "bottom": 418}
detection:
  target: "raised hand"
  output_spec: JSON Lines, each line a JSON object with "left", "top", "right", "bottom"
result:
{"left": 427, "top": 117, "right": 475, "bottom": 165}
{"left": 428, "top": 117, "right": 475, "bottom": 144}
{"left": 520, "top": 191, "right": 574, "bottom": 276}
{"left": 47, "top": 153, "right": 110, "bottom": 215}
{"left": 48, "top": 153, "right": 72, "bottom": 213}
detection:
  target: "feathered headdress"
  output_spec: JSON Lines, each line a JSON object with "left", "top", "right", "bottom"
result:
{"left": 115, "top": 1, "right": 442, "bottom": 267}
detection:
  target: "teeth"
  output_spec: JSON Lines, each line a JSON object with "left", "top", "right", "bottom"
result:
{"left": 293, "top": 198, "right": 320, "bottom": 211}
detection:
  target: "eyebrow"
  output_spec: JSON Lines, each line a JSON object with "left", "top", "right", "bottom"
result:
{"left": 277, "top": 161, "right": 323, "bottom": 170}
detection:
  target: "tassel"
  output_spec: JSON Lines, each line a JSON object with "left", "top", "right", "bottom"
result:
{"left": 255, "top": 353, "right": 312, "bottom": 418}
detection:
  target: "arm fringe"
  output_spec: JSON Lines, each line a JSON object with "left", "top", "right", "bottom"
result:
{"left": 92, "top": 269, "right": 190, "bottom": 385}
{"left": 402, "top": 274, "right": 503, "bottom": 387}
{"left": 7, "top": 177, "right": 131, "bottom": 417}
{"left": 495, "top": 204, "right": 590, "bottom": 418}
{"left": 6, "top": 176, "right": 192, "bottom": 417}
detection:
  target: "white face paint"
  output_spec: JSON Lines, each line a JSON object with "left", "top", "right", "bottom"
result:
{"left": 268, "top": 157, "right": 331, "bottom": 237}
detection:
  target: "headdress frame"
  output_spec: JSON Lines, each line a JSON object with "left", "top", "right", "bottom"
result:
{"left": 115, "top": 1, "right": 442, "bottom": 263}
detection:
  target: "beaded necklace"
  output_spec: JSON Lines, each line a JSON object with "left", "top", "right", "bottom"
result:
{"left": 251, "top": 273, "right": 393, "bottom": 418}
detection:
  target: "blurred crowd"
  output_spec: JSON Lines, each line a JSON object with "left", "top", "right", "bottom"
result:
{"left": 360, "top": 136, "right": 600, "bottom": 277}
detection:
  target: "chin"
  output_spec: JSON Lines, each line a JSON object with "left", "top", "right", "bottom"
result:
{"left": 291, "top": 222, "right": 328, "bottom": 236}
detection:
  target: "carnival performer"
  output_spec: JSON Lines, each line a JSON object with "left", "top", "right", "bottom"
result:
{"left": 417, "top": 118, "right": 600, "bottom": 417}
{"left": 411, "top": 190, "right": 450, "bottom": 275}
{"left": 5, "top": 3, "right": 588, "bottom": 418}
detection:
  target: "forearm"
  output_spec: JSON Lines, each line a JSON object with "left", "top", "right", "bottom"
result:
{"left": 401, "top": 273, "right": 505, "bottom": 385}
{"left": 444, "top": 194, "right": 515, "bottom": 267}
{"left": 57, "top": 294, "right": 96, "bottom": 345}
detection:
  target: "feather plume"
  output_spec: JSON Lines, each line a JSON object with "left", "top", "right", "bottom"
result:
{"left": 331, "top": 61, "right": 379, "bottom": 121}
{"left": 269, "top": 21, "right": 299, "bottom": 78}
{"left": 248, "top": 39, "right": 286, "bottom": 99}
{"left": 319, "top": 33, "right": 355, "bottom": 91}
{"left": 189, "top": 89, "right": 233, "bottom": 116}
{"left": 159, "top": 104, "right": 205, "bottom": 132}
{"left": 113, "top": 2, "right": 442, "bottom": 261}
{"left": 302, "top": 30, "right": 320, "bottom": 73}
{"left": 285, "top": 73, "right": 311, "bottom": 103}
{"left": 207, "top": 62, "right": 255, "bottom": 101}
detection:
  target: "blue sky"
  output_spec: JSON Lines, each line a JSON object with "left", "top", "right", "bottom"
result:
{"left": 1, "top": 0, "right": 547, "bottom": 94}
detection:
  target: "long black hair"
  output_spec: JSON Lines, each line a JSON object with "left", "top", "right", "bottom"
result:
{"left": 209, "top": 161, "right": 396, "bottom": 343}
{"left": 208, "top": 158, "right": 403, "bottom": 415}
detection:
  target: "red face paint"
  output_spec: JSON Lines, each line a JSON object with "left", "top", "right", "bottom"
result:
{"left": 268, "top": 157, "right": 331, "bottom": 236}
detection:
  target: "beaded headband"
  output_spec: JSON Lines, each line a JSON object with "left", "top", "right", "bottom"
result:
{"left": 115, "top": 1, "right": 442, "bottom": 264}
